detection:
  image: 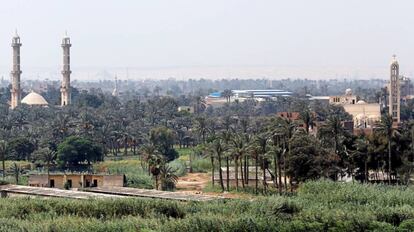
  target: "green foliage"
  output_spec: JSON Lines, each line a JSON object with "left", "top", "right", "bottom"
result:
{"left": 191, "top": 158, "right": 211, "bottom": 173}
{"left": 94, "top": 159, "right": 154, "bottom": 189}
{"left": 57, "top": 136, "right": 103, "bottom": 167}
{"left": 150, "top": 126, "right": 178, "bottom": 161}
{"left": 168, "top": 159, "right": 187, "bottom": 177}
{"left": 7, "top": 138, "right": 35, "bottom": 161}
{"left": 3, "top": 181, "right": 414, "bottom": 230}
{"left": 0, "top": 180, "right": 9, "bottom": 185}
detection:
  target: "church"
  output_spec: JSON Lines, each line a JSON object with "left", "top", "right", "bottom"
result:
{"left": 9, "top": 32, "right": 72, "bottom": 109}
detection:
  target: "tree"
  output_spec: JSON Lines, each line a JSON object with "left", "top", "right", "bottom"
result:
{"left": 159, "top": 164, "right": 179, "bottom": 191}
{"left": 209, "top": 136, "right": 227, "bottom": 192}
{"left": 299, "top": 109, "right": 313, "bottom": 134}
{"left": 32, "top": 147, "right": 57, "bottom": 187}
{"left": 377, "top": 114, "right": 398, "bottom": 184}
{"left": 222, "top": 89, "right": 233, "bottom": 103}
{"left": 8, "top": 138, "right": 35, "bottom": 161}
{"left": 140, "top": 144, "right": 162, "bottom": 175}
{"left": 229, "top": 134, "right": 249, "bottom": 191}
{"left": 57, "top": 136, "right": 103, "bottom": 168}
{"left": 0, "top": 140, "right": 7, "bottom": 180}
{"left": 11, "top": 162, "right": 21, "bottom": 184}
{"left": 150, "top": 127, "right": 178, "bottom": 161}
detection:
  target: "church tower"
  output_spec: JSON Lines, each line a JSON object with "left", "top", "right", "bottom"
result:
{"left": 10, "top": 31, "right": 22, "bottom": 109}
{"left": 389, "top": 55, "right": 400, "bottom": 123}
{"left": 60, "top": 33, "right": 71, "bottom": 106}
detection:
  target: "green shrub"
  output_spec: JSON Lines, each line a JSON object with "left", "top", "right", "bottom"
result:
{"left": 168, "top": 159, "right": 187, "bottom": 177}
{"left": 191, "top": 158, "right": 211, "bottom": 173}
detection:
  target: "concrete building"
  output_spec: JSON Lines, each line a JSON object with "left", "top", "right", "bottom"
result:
{"left": 28, "top": 173, "right": 125, "bottom": 189}
{"left": 10, "top": 32, "right": 22, "bottom": 109}
{"left": 343, "top": 101, "right": 381, "bottom": 128}
{"left": 329, "top": 88, "right": 357, "bottom": 105}
{"left": 178, "top": 106, "right": 194, "bottom": 113}
{"left": 60, "top": 34, "right": 72, "bottom": 106}
{"left": 325, "top": 89, "right": 381, "bottom": 129}
{"left": 389, "top": 55, "right": 400, "bottom": 123}
{"left": 205, "top": 89, "right": 293, "bottom": 107}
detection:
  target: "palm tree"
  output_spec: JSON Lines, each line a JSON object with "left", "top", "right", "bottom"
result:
{"left": 11, "top": 162, "right": 21, "bottom": 184}
{"left": 222, "top": 89, "right": 233, "bottom": 103}
{"left": 299, "top": 109, "right": 313, "bottom": 134}
{"left": 192, "top": 95, "right": 207, "bottom": 114}
{"left": 43, "top": 148, "right": 57, "bottom": 187}
{"left": 140, "top": 144, "right": 162, "bottom": 178}
{"left": 229, "top": 134, "right": 250, "bottom": 191}
{"left": 0, "top": 140, "right": 7, "bottom": 180}
{"left": 209, "top": 136, "right": 227, "bottom": 192}
{"left": 159, "top": 164, "right": 179, "bottom": 191}
{"left": 194, "top": 117, "right": 208, "bottom": 144}
{"left": 377, "top": 114, "right": 397, "bottom": 184}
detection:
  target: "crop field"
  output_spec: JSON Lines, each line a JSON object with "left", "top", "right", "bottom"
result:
{"left": 2, "top": 180, "right": 414, "bottom": 231}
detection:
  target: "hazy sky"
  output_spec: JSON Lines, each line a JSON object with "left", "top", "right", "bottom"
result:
{"left": 0, "top": 0, "right": 413, "bottom": 80}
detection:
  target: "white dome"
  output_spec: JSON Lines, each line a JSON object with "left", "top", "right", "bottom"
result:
{"left": 21, "top": 91, "right": 48, "bottom": 106}
{"left": 356, "top": 100, "right": 366, "bottom": 104}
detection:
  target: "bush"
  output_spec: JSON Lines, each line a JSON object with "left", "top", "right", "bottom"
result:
{"left": 0, "top": 180, "right": 9, "bottom": 185}
{"left": 191, "top": 158, "right": 211, "bottom": 173}
{"left": 168, "top": 159, "right": 187, "bottom": 177}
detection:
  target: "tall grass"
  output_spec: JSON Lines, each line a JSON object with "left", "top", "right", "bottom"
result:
{"left": 4, "top": 180, "right": 414, "bottom": 231}
{"left": 94, "top": 160, "right": 154, "bottom": 189}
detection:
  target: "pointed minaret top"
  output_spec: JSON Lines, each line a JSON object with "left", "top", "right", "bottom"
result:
{"left": 391, "top": 54, "right": 399, "bottom": 65}
{"left": 14, "top": 29, "right": 19, "bottom": 38}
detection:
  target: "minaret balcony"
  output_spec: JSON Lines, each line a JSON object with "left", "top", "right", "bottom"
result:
{"left": 11, "top": 71, "right": 22, "bottom": 75}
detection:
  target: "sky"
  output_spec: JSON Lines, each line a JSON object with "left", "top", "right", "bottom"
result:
{"left": 0, "top": 0, "right": 413, "bottom": 80}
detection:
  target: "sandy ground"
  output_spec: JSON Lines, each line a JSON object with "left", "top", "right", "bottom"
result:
{"left": 176, "top": 173, "right": 210, "bottom": 191}
{"left": 176, "top": 173, "right": 248, "bottom": 199}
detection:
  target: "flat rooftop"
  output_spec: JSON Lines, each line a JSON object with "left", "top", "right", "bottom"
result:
{"left": 83, "top": 186, "right": 222, "bottom": 202}
{"left": 0, "top": 185, "right": 124, "bottom": 199}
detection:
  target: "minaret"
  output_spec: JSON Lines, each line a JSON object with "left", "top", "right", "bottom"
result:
{"left": 60, "top": 33, "right": 72, "bottom": 106}
{"left": 10, "top": 31, "right": 22, "bottom": 109}
{"left": 112, "top": 75, "right": 119, "bottom": 97}
{"left": 389, "top": 55, "right": 400, "bottom": 123}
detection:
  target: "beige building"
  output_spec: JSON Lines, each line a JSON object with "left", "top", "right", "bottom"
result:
{"left": 178, "top": 106, "right": 194, "bottom": 113}
{"left": 343, "top": 101, "right": 381, "bottom": 128}
{"left": 329, "top": 89, "right": 381, "bottom": 128}
{"left": 28, "top": 173, "right": 125, "bottom": 189}
{"left": 329, "top": 88, "right": 357, "bottom": 105}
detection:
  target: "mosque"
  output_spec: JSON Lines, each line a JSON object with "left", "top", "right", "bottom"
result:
{"left": 9, "top": 32, "right": 72, "bottom": 109}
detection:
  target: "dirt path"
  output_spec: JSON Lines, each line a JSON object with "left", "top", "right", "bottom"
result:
{"left": 176, "top": 173, "right": 210, "bottom": 191}
{"left": 176, "top": 172, "right": 249, "bottom": 199}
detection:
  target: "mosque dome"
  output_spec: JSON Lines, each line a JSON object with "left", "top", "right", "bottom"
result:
{"left": 21, "top": 91, "right": 48, "bottom": 106}
{"left": 356, "top": 100, "right": 367, "bottom": 104}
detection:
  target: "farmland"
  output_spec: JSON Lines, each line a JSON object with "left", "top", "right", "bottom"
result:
{"left": 2, "top": 180, "right": 414, "bottom": 232}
